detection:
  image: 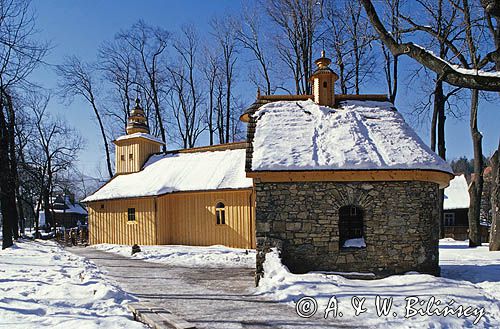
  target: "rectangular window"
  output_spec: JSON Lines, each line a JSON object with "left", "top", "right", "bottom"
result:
{"left": 100, "top": 204, "right": 104, "bottom": 210}
{"left": 128, "top": 208, "right": 136, "bottom": 222}
{"left": 444, "top": 213, "right": 455, "bottom": 226}
{"left": 216, "top": 210, "right": 226, "bottom": 225}
{"left": 120, "top": 155, "right": 125, "bottom": 161}
{"left": 215, "top": 202, "right": 226, "bottom": 225}
{"left": 129, "top": 153, "right": 133, "bottom": 160}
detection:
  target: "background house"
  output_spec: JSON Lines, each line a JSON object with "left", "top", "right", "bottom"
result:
{"left": 443, "top": 174, "right": 489, "bottom": 241}
{"left": 39, "top": 195, "right": 88, "bottom": 229}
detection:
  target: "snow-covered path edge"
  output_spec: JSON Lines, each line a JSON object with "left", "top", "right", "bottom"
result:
{"left": 0, "top": 239, "right": 145, "bottom": 329}
{"left": 93, "top": 243, "right": 256, "bottom": 268}
{"left": 256, "top": 239, "right": 500, "bottom": 329}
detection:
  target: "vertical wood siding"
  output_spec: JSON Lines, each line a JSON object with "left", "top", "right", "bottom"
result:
{"left": 88, "top": 197, "right": 157, "bottom": 245}
{"left": 115, "top": 139, "right": 160, "bottom": 174}
{"left": 157, "top": 189, "right": 255, "bottom": 249}
{"left": 88, "top": 189, "right": 255, "bottom": 249}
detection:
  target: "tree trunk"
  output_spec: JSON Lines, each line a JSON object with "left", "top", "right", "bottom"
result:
{"left": 468, "top": 89, "right": 483, "bottom": 247}
{"left": 91, "top": 102, "right": 113, "bottom": 178}
{"left": 0, "top": 101, "right": 14, "bottom": 249}
{"left": 5, "top": 91, "right": 20, "bottom": 239}
{"left": 436, "top": 79, "right": 446, "bottom": 239}
{"left": 489, "top": 143, "right": 500, "bottom": 251}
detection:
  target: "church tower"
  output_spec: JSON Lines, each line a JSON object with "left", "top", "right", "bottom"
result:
{"left": 114, "top": 98, "right": 164, "bottom": 175}
{"left": 310, "top": 50, "right": 339, "bottom": 107}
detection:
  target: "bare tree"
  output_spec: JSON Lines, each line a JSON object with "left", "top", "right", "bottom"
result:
{"left": 98, "top": 38, "right": 138, "bottom": 135}
{"left": 201, "top": 46, "right": 222, "bottom": 145}
{"left": 235, "top": 5, "right": 274, "bottom": 95}
{"left": 265, "top": 0, "right": 323, "bottom": 95}
{"left": 361, "top": 0, "right": 500, "bottom": 248}
{"left": 381, "top": 0, "right": 403, "bottom": 102}
{"left": 167, "top": 25, "right": 206, "bottom": 148}
{"left": 117, "top": 20, "right": 170, "bottom": 152}
{"left": 56, "top": 56, "right": 112, "bottom": 178}
{"left": 210, "top": 16, "right": 238, "bottom": 143}
{"left": 361, "top": 0, "right": 500, "bottom": 90}
{"left": 26, "top": 92, "right": 83, "bottom": 235}
{"left": 324, "top": 0, "right": 376, "bottom": 95}
{"left": 400, "top": 0, "right": 463, "bottom": 237}
{"left": 0, "top": 0, "right": 48, "bottom": 248}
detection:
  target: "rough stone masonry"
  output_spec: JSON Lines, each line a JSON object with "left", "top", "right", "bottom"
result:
{"left": 255, "top": 180, "right": 440, "bottom": 283}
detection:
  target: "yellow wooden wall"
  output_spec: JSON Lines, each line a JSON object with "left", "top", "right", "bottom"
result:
{"left": 115, "top": 138, "right": 161, "bottom": 174}
{"left": 88, "top": 197, "right": 157, "bottom": 245}
{"left": 157, "top": 189, "right": 255, "bottom": 249}
{"left": 88, "top": 189, "right": 256, "bottom": 249}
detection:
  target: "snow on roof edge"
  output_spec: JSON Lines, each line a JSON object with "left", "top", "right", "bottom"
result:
{"left": 82, "top": 186, "right": 252, "bottom": 203}
{"left": 82, "top": 149, "right": 252, "bottom": 203}
{"left": 115, "top": 132, "right": 165, "bottom": 145}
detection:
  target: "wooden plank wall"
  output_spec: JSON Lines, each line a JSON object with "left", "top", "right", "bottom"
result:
{"left": 157, "top": 189, "right": 255, "bottom": 249}
{"left": 88, "top": 197, "right": 157, "bottom": 245}
{"left": 115, "top": 139, "right": 160, "bottom": 174}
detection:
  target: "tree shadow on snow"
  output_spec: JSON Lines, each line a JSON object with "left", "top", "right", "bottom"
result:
{"left": 441, "top": 264, "right": 500, "bottom": 283}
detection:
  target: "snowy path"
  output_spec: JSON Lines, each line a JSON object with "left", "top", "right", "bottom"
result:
{"left": 69, "top": 247, "right": 362, "bottom": 329}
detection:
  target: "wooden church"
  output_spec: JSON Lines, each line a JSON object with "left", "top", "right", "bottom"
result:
{"left": 84, "top": 51, "right": 454, "bottom": 277}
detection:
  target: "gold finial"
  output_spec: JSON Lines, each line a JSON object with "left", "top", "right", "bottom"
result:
{"left": 315, "top": 50, "right": 331, "bottom": 68}
{"left": 135, "top": 97, "right": 140, "bottom": 108}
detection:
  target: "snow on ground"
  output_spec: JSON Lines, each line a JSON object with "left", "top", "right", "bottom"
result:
{"left": 256, "top": 239, "right": 500, "bottom": 328}
{"left": 251, "top": 100, "right": 452, "bottom": 173}
{"left": 83, "top": 149, "right": 252, "bottom": 202}
{"left": 93, "top": 243, "right": 256, "bottom": 268}
{"left": 0, "top": 240, "right": 145, "bottom": 329}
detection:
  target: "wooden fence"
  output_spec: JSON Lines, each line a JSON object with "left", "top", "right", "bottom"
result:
{"left": 56, "top": 227, "right": 89, "bottom": 246}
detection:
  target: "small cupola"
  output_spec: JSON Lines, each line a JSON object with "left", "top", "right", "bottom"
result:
{"left": 126, "top": 98, "right": 149, "bottom": 134}
{"left": 310, "top": 51, "right": 339, "bottom": 107}
{"left": 115, "top": 97, "right": 163, "bottom": 175}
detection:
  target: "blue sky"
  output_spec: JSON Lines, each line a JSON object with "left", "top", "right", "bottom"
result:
{"left": 30, "top": 0, "right": 500, "bottom": 177}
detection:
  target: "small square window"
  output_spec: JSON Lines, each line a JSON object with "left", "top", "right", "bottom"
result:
{"left": 444, "top": 213, "right": 455, "bottom": 226}
{"left": 128, "top": 208, "right": 136, "bottom": 221}
{"left": 120, "top": 155, "right": 125, "bottom": 161}
{"left": 129, "top": 154, "right": 133, "bottom": 160}
{"left": 100, "top": 204, "right": 104, "bottom": 209}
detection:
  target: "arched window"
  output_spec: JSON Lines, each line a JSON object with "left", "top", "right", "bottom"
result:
{"left": 339, "top": 205, "right": 365, "bottom": 248}
{"left": 215, "top": 202, "right": 226, "bottom": 225}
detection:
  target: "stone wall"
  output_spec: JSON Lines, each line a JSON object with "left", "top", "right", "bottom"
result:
{"left": 255, "top": 181, "right": 440, "bottom": 283}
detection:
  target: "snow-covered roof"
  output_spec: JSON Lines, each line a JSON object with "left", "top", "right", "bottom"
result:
{"left": 251, "top": 100, "right": 453, "bottom": 173}
{"left": 37, "top": 196, "right": 88, "bottom": 216}
{"left": 82, "top": 149, "right": 253, "bottom": 202}
{"left": 444, "top": 174, "right": 470, "bottom": 210}
{"left": 115, "top": 132, "right": 164, "bottom": 145}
